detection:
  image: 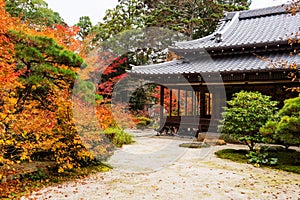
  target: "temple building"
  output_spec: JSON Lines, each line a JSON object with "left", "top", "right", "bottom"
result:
{"left": 127, "top": 5, "right": 300, "bottom": 135}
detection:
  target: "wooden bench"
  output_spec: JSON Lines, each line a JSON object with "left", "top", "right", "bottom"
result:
{"left": 157, "top": 116, "right": 219, "bottom": 136}
{"left": 156, "top": 116, "right": 181, "bottom": 135}
{"left": 176, "top": 116, "right": 200, "bottom": 135}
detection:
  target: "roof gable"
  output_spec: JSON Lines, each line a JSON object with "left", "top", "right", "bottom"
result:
{"left": 226, "top": 4, "right": 287, "bottom": 20}
{"left": 170, "top": 4, "right": 300, "bottom": 54}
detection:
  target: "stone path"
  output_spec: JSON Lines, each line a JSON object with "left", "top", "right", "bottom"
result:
{"left": 22, "top": 129, "right": 300, "bottom": 200}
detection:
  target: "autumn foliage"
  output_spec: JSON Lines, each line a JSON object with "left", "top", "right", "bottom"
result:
{"left": 0, "top": 0, "right": 124, "bottom": 181}
{"left": 0, "top": 0, "right": 138, "bottom": 184}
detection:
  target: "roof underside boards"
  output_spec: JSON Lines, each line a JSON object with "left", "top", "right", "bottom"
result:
{"left": 128, "top": 52, "right": 300, "bottom": 75}
{"left": 170, "top": 5, "right": 300, "bottom": 53}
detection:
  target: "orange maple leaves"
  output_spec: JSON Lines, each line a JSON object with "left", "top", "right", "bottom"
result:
{"left": 0, "top": 0, "right": 96, "bottom": 175}
{"left": 0, "top": 0, "right": 18, "bottom": 89}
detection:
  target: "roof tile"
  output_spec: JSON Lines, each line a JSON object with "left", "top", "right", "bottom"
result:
{"left": 129, "top": 53, "right": 300, "bottom": 75}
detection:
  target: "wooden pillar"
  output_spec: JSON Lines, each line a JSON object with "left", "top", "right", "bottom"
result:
{"left": 185, "top": 90, "right": 188, "bottom": 116}
{"left": 212, "top": 88, "right": 225, "bottom": 120}
{"left": 169, "top": 89, "right": 172, "bottom": 117}
{"left": 212, "top": 89, "right": 218, "bottom": 120}
{"left": 200, "top": 92, "right": 206, "bottom": 118}
{"left": 177, "top": 89, "right": 180, "bottom": 117}
{"left": 192, "top": 92, "right": 195, "bottom": 116}
{"left": 195, "top": 91, "right": 200, "bottom": 116}
{"left": 160, "top": 85, "right": 165, "bottom": 127}
{"left": 196, "top": 91, "right": 200, "bottom": 116}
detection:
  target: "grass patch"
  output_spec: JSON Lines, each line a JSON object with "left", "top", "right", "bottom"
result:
{"left": 268, "top": 150, "right": 300, "bottom": 174}
{"left": 0, "top": 163, "right": 111, "bottom": 199}
{"left": 215, "top": 149, "right": 248, "bottom": 163}
{"left": 179, "top": 143, "right": 210, "bottom": 148}
{"left": 215, "top": 148, "right": 300, "bottom": 174}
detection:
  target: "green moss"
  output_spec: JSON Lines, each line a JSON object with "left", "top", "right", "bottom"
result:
{"left": 215, "top": 149, "right": 248, "bottom": 163}
{"left": 179, "top": 143, "right": 210, "bottom": 148}
{"left": 215, "top": 148, "right": 300, "bottom": 174}
{"left": 269, "top": 150, "right": 300, "bottom": 174}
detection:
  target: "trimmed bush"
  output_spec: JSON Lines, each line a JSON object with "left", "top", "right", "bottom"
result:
{"left": 103, "top": 127, "right": 134, "bottom": 147}
{"left": 136, "top": 116, "right": 152, "bottom": 128}
{"left": 219, "top": 91, "right": 278, "bottom": 151}
{"left": 261, "top": 95, "right": 300, "bottom": 149}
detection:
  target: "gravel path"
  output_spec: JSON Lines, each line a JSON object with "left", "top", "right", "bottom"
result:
{"left": 22, "top": 130, "right": 300, "bottom": 200}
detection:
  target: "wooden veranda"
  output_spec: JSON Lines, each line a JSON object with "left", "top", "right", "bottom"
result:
{"left": 155, "top": 84, "right": 223, "bottom": 136}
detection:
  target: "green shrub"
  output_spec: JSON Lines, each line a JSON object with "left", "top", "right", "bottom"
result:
{"left": 20, "top": 168, "right": 46, "bottom": 181}
{"left": 103, "top": 127, "right": 134, "bottom": 147}
{"left": 136, "top": 116, "right": 152, "bottom": 128}
{"left": 219, "top": 91, "right": 278, "bottom": 151}
{"left": 260, "top": 95, "right": 300, "bottom": 149}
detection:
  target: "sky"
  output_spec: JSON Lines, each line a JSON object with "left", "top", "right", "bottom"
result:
{"left": 45, "top": 0, "right": 290, "bottom": 26}
{"left": 46, "top": 0, "right": 118, "bottom": 25}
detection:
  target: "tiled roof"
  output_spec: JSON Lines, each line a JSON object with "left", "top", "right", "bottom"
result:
{"left": 128, "top": 5, "right": 300, "bottom": 76}
{"left": 129, "top": 53, "right": 300, "bottom": 75}
{"left": 170, "top": 5, "right": 300, "bottom": 53}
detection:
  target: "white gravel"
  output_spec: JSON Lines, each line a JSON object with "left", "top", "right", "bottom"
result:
{"left": 22, "top": 129, "right": 300, "bottom": 200}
